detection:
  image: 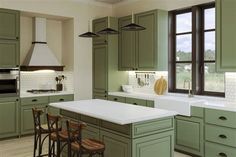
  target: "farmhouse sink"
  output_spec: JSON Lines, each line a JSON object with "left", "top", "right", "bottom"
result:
{"left": 155, "top": 95, "right": 206, "bottom": 116}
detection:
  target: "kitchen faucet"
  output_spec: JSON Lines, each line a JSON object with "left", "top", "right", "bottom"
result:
{"left": 183, "top": 79, "right": 194, "bottom": 98}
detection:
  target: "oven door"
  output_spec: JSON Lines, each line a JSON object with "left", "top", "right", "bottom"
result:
{"left": 0, "top": 78, "right": 19, "bottom": 97}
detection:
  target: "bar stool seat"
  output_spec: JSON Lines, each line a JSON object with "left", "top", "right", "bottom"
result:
{"left": 71, "top": 139, "right": 105, "bottom": 151}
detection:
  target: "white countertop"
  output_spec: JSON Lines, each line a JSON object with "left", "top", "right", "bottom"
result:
{"left": 20, "top": 91, "right": 74, "bottom": 98}
{"left": 109, "top": 92, "right": 236, "bottom": 113}
{"left": 49, "top": 99, "right": 177, "bottom": 125}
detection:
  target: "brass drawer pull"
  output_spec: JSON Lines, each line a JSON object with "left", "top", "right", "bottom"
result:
{"left": 219, "top": 134, "right": 227, "bottom": 139}
{"left": 32, "top": 99, "right": 38, "bottom": 102}
{"left": 219, "top": 152, "right": 227, "bottom": 157}
{"left": 219, "top": 116, "right": 227, "bottom": 120}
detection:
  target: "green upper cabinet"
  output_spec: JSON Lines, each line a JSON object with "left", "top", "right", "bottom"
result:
{"left": 118, "top": 16, "right": 136, "bottom": 70}
{"left": 0, "top": 9, "right": 20, "bottom": 40}
{"left": 92, "top": 17, "right": 128, "bottom": 99}
{"left": 93, "top": 17, "right": 108, "bottom": 45}
{"left": 93, "top": 44, "right": 108, "bottom": 94}
{"left": 118, "top": 10, "right": 168, "bottom": 71}
{"left": 0, "top": 40, "right": 19, "bottom": 67}
{"left": 0, "top": 8, "right": 20, "bottom": 68}
{"left": 0, "top": 97, "right": 19, "bottom": 139}
{"left": 216, "top": 0, "right": 236, "bottom": 72}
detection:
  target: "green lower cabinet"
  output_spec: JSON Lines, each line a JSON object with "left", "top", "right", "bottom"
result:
{"left": 133, "top": 131, "right": 174, "bottom": 157}
{"left": 0, "top": 98, "right": 19, "bottom": 139}
{"left": 125, "top": 97, "right": 146, "bottom": 106}
{"left": 146, "top": 100, "right": 154, "bottom": 108}
{"left": 108, "top": 95, "right": 126, "bottom": 103}
{"left": 205, "top": 142, "right": 236, "bottom": 157}
{"left": 175, "top": 116, "right": 204, "bottom": 157}
{"left": 20, "top": 105, "right": 47, "bottom": 135}
{"left": 100, "top": 130, "right": 131, "bottom": 157}
{"left": 93, "top": 92, "right": 107, "bottom": 100}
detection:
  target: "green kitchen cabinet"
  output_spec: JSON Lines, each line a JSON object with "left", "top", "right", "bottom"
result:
{"left": 100, "top": 130, "right": 131, "bottom": 157}
{"left": 92, "top": 17, "right": 128, "bottom": 99}
{"left": 108, "top": 95, "right": 126, "bottom": 103}
{"left": 20, "top": 104, "right": 47, "bottom": 135}
{"left": 0, "top": 97, "right": 19, "bottom": 139}
{"left": 175, "top": 116, "right": 204, "bottom": 157}
{"left": 0, "top": 39, "right": 19, "bottom": 68}
{"left": 118, "top": 10, "right": 168, "bottom": 71}
{"left": 82, "top": 124, "right": 100, "bottom": 140}
{"left": 48, "top": 94, "right": 74, "bottom": 115}
{"left": 126, "top": 97, "right": 147, "bottom": 106}
{"left": 93, "top": 44, "right": 108, "bottom": 94}
{"left": 118, "top": 16, "right": 136, "bottom": 70}
{"left": 216, "top": 0, "right": 236, "bottom": 72}
{"left": 0, "top": 8, "right": 20, "bottom": 40}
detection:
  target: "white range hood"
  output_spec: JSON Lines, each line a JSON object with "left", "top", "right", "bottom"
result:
{"left": 21, "top": 17, "right": 64, "bottom": 71}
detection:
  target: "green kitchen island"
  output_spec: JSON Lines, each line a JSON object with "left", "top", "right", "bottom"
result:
{"left": 49, "top": 99, "right": 176, "bottom": 157}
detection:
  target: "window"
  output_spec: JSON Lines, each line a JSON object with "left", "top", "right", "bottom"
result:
{"left": 169, "top": 3, "right": 225, "bottom": 97}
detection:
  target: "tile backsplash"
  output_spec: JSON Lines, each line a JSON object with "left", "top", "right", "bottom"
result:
{"left": 20, "top": 70, "right": 74, "bottom": 92}
{"left": 128, "top": 71, "right": 236, "bottom": 102}
{"left": 128, "top": 71, "right": 168, "bottom": 94}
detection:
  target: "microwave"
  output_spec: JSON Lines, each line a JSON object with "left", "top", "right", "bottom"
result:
{"left": 0, "top": 68, "right": 19, "bottom": 97}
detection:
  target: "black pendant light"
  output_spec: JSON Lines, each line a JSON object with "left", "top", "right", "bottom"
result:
{"left": 121, "top": 12, "right": 146, "bottom": 31}
{"left": 79, "top": 20, "right": 99, "bottom": 38}
{"left": 97, "top": 17, "right": 119, "bottom": 35}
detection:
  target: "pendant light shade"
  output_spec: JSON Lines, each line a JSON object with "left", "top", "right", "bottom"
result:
{"left": 121, "top": 12, "right": 146, "bottom": 31}
{"left": 79, "top": 20, "right": 99, "bottom": 38}
{"left": 79, "top": 31, "right": 99, "bottom": 38}
{"left": 97, "top": 17, "right": 119, "bottom": 35}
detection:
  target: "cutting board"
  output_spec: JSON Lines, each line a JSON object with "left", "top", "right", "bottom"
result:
{"left": 154, "top": 76, "right": 167, "bottom": 95}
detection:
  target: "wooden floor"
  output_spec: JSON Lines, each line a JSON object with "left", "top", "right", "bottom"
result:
{"left": 0, "top": 136, "right": 191, "bottom": 157}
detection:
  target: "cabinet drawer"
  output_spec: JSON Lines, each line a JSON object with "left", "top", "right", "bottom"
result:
{"left": 205, "top": 109, "right": 236, "bottom": 128}
{"left": 146, "top": 100, "right": 154, "bottom": 108}
{"left": 205, "top": 124, "right": 236, "bottom": 147}
{"left": 125, "top": 97, "right": 146, "bottom": 106}
{"left": 205, "top": 142, "right": 236, "bottom": 157}
{"left": 191, "top": 106, "right": 204, "bottom": 118}
{"left": 101, "top": 120, "right": 131, "bottom": 136}
{"left": 21, "top": 97, "right": 48, "bottom": 106}
{"left": 81, "top": 115, "right": 100, "bottom": 126}
{"left": 49, "top": 94, "right": 74, "bottom": 103}
{"left": 108, "top": 95, "right": 125, "bottom": 103}
{"left": 60, "top": 110, "right": 78, "bottom": 120}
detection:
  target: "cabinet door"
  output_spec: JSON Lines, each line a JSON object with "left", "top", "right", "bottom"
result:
{"left": 93, "top": 45, "right": 107, "bottom": 94}
{"left": 126, "top": 97, "right": 147, "bottom": 106}
{"left": 216, "top": 0, "right": 236, "bottom": 72}
{"left": 21, "top": 105, "right": 47, "bottom": 135}
{"left": 118, "top": 16, "right": 136, "bottom": 70}
{"left": 82, "top": 124, "right": 100, "bottom": 140}
{"left": 100, "top": 130, "right": 131, "bottom": 157}
{"left": 175, "top": 116, "right": 204, "bottom": 157}
{"left": 0, "top": 40, "right": 19, "bottom": 68}
{"left": 135, "top": 10, "right": 157, "bottom": 71}
{"left": 0, "top": 9, "right": 19, "bottom": 40}
{"left": 93, "top": 17, "right": 108, "bottom": 45}
{"left": 0, "top": 99, "right": 19, "bottom": 138}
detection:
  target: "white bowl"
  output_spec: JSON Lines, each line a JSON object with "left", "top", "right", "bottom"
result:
{"left": 122, "top": 85, "right": 133, "bottom": 93}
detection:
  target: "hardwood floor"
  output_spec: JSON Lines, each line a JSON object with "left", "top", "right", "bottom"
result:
{"left": 0, "top": 136, "right": 191, "bottom": 157}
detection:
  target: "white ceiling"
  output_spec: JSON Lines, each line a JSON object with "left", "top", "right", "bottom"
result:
{"left": 95, "top": 0, "right": 124, "bottom": 4}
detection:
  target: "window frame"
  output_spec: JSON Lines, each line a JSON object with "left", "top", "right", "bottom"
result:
{"left": 168, "top": 2, "right": 225, "bottom": 97}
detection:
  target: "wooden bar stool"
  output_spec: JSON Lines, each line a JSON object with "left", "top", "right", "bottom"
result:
{"left": 32, "top": 108, "right": 50, "bottom": 157}
{"left": 46, "top": 114, "right": 69, "bottom": 157}
{"left": 66, "top": 120, "right": 105, "bottom": 157}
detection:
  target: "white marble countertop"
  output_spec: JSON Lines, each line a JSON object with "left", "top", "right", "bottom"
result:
{"left": 20, "top": 91, "right": 74, "bottom": 98}
{"left": 109, "top": 92, "right": 236, "bottom": 113}
{"left": 49, "top": 99, "right": 177, "bottom": 125}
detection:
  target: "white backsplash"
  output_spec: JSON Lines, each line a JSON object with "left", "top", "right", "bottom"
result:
{"left": 20, "top": 70, "right": 74, "bottom": 92}
{"left": 128, "top": 71, "right": 168, "bottom": 94}
{"left": 225, "top": 73, "right": 236, "bottom": 102}
{"left": 128, "top": 71, "right": 236, "bottom": 102}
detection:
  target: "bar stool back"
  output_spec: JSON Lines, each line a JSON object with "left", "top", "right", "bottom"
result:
{"left": 66, "top": 120, "right": 105, "bottom": 157}
{"left": 32, "top": 108, "right": 50, "bottom": 157}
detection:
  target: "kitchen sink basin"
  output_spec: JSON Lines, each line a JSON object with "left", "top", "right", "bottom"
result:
{"left": 155, "top": 95, "right": 206, "bottom": 116}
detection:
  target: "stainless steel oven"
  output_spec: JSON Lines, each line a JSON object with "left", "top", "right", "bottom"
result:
{"left": 0, "top": 68, "right": 19, "bottom": 97}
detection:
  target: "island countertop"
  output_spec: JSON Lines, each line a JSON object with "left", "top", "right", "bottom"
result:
{"left": 49, "top": 99, "right": 177, "bottom": 125}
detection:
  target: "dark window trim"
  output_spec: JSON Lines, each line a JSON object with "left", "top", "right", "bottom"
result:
{"left": 168, "top": 2, "right": 225, "bottom": 97}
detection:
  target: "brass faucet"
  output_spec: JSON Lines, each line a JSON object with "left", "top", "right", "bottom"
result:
{"left": 183, "top": 79, "right": 194, "bottom": 98}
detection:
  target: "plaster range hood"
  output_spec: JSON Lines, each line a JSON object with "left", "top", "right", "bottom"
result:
{"left": 21, "top": 17, "right": 64, "bottom": 71}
